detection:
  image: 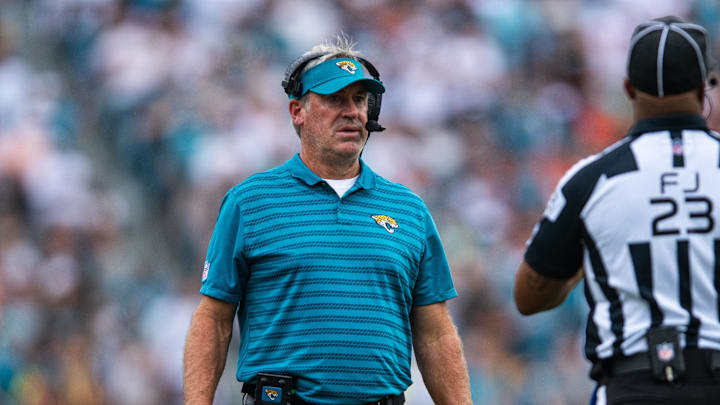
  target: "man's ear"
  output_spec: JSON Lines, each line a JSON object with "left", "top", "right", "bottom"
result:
{"left": 289, "top": 99, "right": 305, "bottom": 127}
{"left": 624, "top": 78, "right": 636, "bottom": 100}
{"left": 696, "top": 85, "right": 705, "bottom": 103}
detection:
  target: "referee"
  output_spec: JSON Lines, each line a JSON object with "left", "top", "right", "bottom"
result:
{"left": 513, "top": 16, "right": 720, "bottom": 405}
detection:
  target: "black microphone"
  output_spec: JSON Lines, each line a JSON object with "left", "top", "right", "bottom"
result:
{"left": 365, "top": 120, "right": 385, "bottom": 133}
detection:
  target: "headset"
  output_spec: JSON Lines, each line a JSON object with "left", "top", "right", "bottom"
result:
{"left": 281, "top": 52, "right": 385, "bottom": 133}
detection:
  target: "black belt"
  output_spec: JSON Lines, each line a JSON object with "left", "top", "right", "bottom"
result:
{"left": 241, "top": 383, "right": 405, "bottom": 405}
{"left": 603, "top": 348, "right": 720, "bottom": 381}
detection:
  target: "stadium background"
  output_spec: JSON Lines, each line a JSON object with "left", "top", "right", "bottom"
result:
{"left": 1, "top": 0, "right": 719, "bottom": 404}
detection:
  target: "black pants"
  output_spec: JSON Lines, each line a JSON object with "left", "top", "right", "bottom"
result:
{"left": 595, "top": 350, "right": 720, "bottom": 405}
{"left": 601, "top": 371, "right": 720, "bottom": 404}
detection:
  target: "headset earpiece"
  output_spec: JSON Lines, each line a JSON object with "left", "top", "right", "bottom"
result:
{"left": 357, "top": 57, "right": 385, "bottom": 133}
{"left": 282, "top": 51, "right": 328, "bottom": 99}
{"left": 366, "top": 93, "right": 383, "bottom": 132}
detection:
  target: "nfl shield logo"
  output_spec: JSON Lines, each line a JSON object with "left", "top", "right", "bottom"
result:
{"left": 202, "top": 261, "right": 210, "bottom": 281}
{"left": 672, "top": 139, "right": 683, "bottom": 155}
{"left": 657, "top": 342, "right": 675, "bottom": 362}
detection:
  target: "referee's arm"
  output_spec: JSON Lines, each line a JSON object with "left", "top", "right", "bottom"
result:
{"left": 513, "top": 260, "right": 583, "bottom": 315}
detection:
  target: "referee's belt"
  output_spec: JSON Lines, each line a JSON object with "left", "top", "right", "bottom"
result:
{"left": 241, "top": 383, "right": 405, "bottom": 405}
{"left": 602, "top": 348, "right": 720, "bottom": 381}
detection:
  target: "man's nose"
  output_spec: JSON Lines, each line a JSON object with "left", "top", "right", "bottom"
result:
{"left": 340, "top": 98, "right": 362, "bottom": 117}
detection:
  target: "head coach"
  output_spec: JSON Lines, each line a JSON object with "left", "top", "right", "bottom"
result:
{"left": 513, "top": 16, "right": 720, "bottom": 405}
{"left": 182, "top": 36, "right": 472, "bottom": 405}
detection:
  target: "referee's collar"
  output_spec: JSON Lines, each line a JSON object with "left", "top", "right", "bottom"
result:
{"left": 628, "top": 113, "right": 708, "bottom": 137}
{"left": 284, "top": 153, "right": 377, "bottom": 190}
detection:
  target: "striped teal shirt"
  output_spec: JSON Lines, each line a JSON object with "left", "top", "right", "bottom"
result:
{"left": 201, "top": 153, "right": 457, "bottom": 404}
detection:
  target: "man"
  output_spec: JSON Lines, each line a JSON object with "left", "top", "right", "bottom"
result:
{"left": 183, "top": 37, "right": 472, "bottom": 405}
{"left": 514, "top": 16, "right": 720, "bottom": 405}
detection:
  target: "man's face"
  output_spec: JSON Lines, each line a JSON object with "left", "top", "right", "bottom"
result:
{"left": 295, "top": 82, "right": 369, "bottom": 161}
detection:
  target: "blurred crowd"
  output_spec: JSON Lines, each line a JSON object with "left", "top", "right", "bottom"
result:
{"left": 1, "top": 0, "right": 720, "bottom": 404}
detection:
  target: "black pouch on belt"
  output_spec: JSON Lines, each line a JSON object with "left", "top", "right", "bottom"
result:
{"left": 646, "top": 327, "right": 685, "bottom": 383}
{"left": 255, "top": 373, "right": 295, "bottom": 405}
{"left": 710, "top": 351, "right": 720, "bottom": 380}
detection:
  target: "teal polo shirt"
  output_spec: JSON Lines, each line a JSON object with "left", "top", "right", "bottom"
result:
{"left": 200, "top": 154, "right": 457, "bottom": 404}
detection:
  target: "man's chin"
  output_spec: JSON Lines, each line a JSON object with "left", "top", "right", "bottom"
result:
{"left": 332, "top": 144, "right": 364, "bottom": 159}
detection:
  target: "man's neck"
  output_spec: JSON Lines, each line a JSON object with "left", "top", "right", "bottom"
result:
{"left": 634, "top": 107, "right": 701, "bottom": 121}
{"left": 299, "top": 151, "right": 361, "bottom": 180}
{"left": 633, "top": 91, "right": 703, "bottom": 121}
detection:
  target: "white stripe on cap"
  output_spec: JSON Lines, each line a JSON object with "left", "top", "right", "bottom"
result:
{"left": 626, "top": 25, "right": 664, "bottom": 79}
{"left": 656, "top": 26, "right": 670, "bottom": 97}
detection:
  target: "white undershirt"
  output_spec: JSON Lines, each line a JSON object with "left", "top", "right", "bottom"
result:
{"left": 323, "top": 176, "right": 358, "bottom": 198}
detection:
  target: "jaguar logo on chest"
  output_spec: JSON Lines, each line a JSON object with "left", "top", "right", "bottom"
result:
{"left": 372, "top": 214, "right": 399, "bottom": 233}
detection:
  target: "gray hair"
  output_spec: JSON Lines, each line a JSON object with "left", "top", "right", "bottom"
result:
{"left": 302, "top": 34, "right": 364, "bottom": 71}
{"left": 291, "top": 34, "right": 365, "bottom": 137}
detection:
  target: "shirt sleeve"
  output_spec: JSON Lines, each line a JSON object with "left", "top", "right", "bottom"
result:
{"left": 413, "top": 208, "right": 458, "bottom": 306}
{"left": 200, "top": 190, "right": 249, "bottom": 303}
{"left": 524, "top": 159, "right": 600, "bottom": 280}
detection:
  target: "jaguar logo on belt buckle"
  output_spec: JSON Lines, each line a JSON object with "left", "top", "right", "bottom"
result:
{"left": 263, "top": 388, "right": 280, "bottom": 402}
{"left": 255, "top": 373, "right": 294, "bottom": 405}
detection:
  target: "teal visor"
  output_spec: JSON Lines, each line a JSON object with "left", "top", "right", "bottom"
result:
{"left": 293, "top": 58, "right": 385, "bottom": 99}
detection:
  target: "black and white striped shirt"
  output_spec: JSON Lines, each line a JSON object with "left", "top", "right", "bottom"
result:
{"left": 525, "top": 114, "right": 720, "bottom": 362}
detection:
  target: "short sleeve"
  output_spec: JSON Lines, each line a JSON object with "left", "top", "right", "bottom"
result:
{"left": 412, "top": 209, "right": 458, "bottom": 306}
{"left": 524, "top": 158, "right": 602, "bottom": 280}
{"left": 200, "top": 191, "right": 249, "bottom": 303}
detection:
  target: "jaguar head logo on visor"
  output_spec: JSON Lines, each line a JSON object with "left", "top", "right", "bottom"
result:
{"left": 336, "top": 60, "right": 358, "bottom": 74}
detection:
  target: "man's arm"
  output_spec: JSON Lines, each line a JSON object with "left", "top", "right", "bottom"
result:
{"left": 513, "top": 260, "right": 583, "bottom": 315}
{"left": 183, "top": 295, "right": 238, "bottom": 405}
{"left": 411, "top": 301, "right": 472, "bottom": 405}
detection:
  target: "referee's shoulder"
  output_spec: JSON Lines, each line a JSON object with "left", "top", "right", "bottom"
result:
{"left": 558, "top": 136, "right": 637, "bottom": 192}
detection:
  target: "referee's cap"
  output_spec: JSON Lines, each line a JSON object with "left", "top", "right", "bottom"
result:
{"left": 627, "top": 16, "right": 717, "bottom": 98}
